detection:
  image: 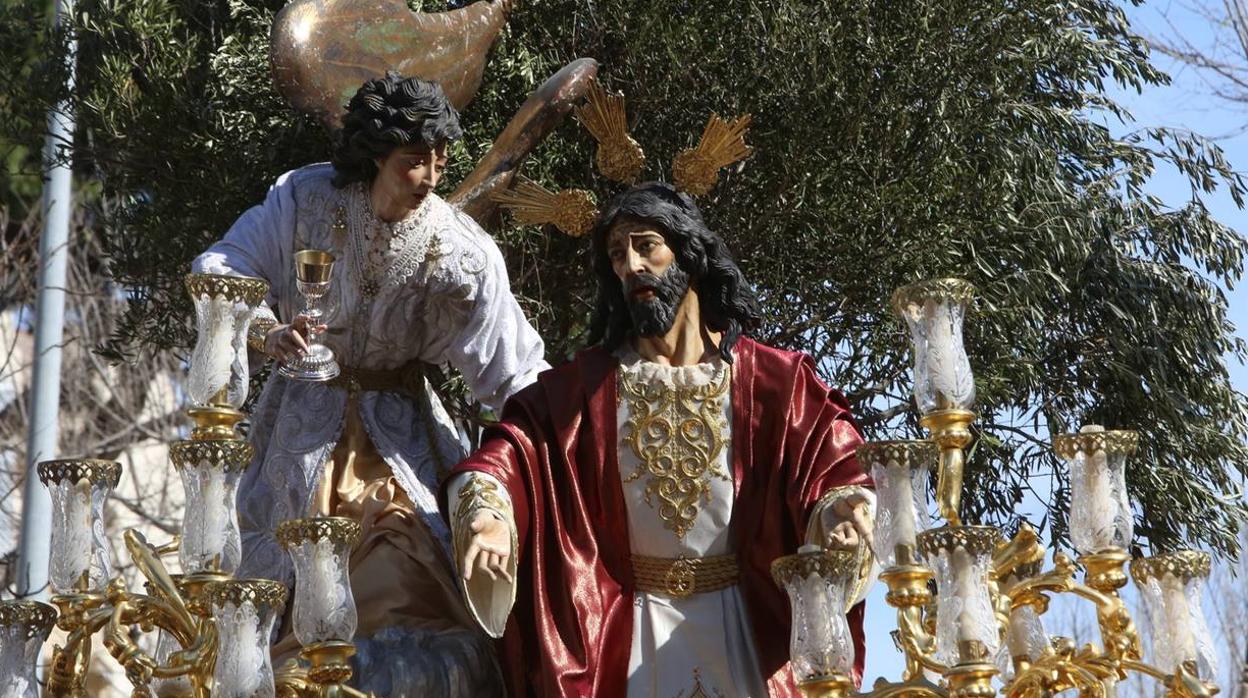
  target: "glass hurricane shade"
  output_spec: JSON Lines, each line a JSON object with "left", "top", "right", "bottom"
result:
{"left": 0, "top": 601, "right": 57, "bottom": 698}
{"left": 771, "top": 547, "right": 857, "bottom": 682}
{"left": 893, "top": 280, "right": 976, "bottom": 415}
{"left": 277, "top": 517, "right": 360, "bottom": 646}
{"left": 206, "top": 580, "right": 287, "bottom": 698}
{"left": 859, "top": 441, "right": 936, "bottom": 567}
{"left": 39, "top": 460, "right": 121, "bottom": 593}
{"left": 1055, "top": 425, "right": 1136, "bottom": 555}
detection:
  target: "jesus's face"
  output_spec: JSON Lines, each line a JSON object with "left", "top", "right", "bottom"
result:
{"left": 606, "top": 217, "right": 691, "bottom": 337}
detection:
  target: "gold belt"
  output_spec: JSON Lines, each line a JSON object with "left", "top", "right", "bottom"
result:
{"left": 328, "top": 361, "right": 426, "bottom": 398}
{"left": 631, "top": 553, "right": 739, "bottom": 598}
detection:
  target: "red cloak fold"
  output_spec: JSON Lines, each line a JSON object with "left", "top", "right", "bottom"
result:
{"left": 444, "top": 337, "right": 870, "bottom": 697}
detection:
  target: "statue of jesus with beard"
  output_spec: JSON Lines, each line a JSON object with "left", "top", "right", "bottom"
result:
{"left": 443, "top": 182, "right": 877, "bottom": 698}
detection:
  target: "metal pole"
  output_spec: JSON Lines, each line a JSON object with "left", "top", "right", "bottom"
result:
{"left": 15, "top": 0, "right": 77, "bottom": 598}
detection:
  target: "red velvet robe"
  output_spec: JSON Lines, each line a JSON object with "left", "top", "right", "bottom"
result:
{"left": 445, "top": 337, "right": 870, "bottom": 697}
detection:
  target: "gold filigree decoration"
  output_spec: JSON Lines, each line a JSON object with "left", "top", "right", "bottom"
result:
{"left": 184, "top": 273, "right": 270, "bottom": 305}
{"left": 671, "top": 113, "right": 754, "bottom": 196}
{"left": 491, "top": 178, "right": 599, "bottom": 237}
{"left": 201, "top": 579, "right": 288, "bottom": 613}
{"left": 856, "top": 440, "right": 939, "bottom": 472}
{"left": 1053, "top": 430, "right": 1140, "bottom": 460}
{"left": 917, "top": 525, "right": 1003, "bottom": 559}
{"left": 0, "top": 600, "right": 58, "bottom": 639}
{"left": 1129, "top": 550, "right": 1211, "bottom": 584}
{"left": 248, "top": 315, "right": 277, "bottom": 353}
{"left": 575, "top": 78, "right": 645, "bottom": 183}
{"left": 890, "top": 278, "right": 977, "bottom": 315}
{"left": 455, "top": 473, "right": 511, "bottom": 524}
{"left": 770, "top": 549, "right": 859, "bottom": 588}
{"left": 169, "top": 439, "right": 253, "bottom": 474}
{"left": 37, "top": 459, "right": 122, "bottom": 488}
{"left": 619, "top": 366, "right": 731, "bottom": 539}
{"left": 276, "top": 517, "right": 362, "bottom": 549}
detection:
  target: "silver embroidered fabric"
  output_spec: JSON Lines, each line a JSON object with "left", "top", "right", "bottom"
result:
{"left": 192, "top": 164, "right": 549, "bottom": 590}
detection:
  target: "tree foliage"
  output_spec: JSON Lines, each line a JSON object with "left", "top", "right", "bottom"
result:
{"left": 1, "top": 0, "right": 1246, "bottom": 556}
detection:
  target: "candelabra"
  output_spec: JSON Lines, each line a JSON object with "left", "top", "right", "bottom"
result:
{"left": 0, "top": 273, "right": 373, "bottom": 697}
{"left": 777, "top": 278, "right": 1223, "bottom": 698}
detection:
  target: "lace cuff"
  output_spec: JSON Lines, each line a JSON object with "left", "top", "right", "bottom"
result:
{"left": 805, "top": 485, "right": 878, "bottom": 607}
{"left": 449, "top": 472, "right": 517, "bottom": 638}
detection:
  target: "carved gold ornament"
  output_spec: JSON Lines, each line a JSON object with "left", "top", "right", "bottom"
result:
{"left": 890, "top": 278, "right": 977, "bottom": 314}
{"left": 490, "top": 178, "right": 599, "bottom": 237}
{"left": 1129, "top": 550, "right": 1211, "bottom": 584}
{"left": 575, "top": 77, "right": 646, "bottom": 184}
{"left": 494, "top": 76, "right": 753, "bottom": 236}
{"left": 184, "top": 272, "right": 270, "bottom": 305}
{"left": 276, "top": 516, "right": 363, "bottom": 549}
{"left": 202, "top": 579, "right": 289, "bottom": 614}
{"left": 856, "top": 440, "right": 939, "bottom": 472}
{"left": 672, "top": 114, "right": 753, "bottom": 196}
{"left": 1053, "top": 429, "right": 1140, "bottom": 460}
{"left": 169, "top": 439, "right": 253, "bottom": 475}
{"left": 0, "top": 600, "right": 58, "bottom": 639}
{"left": 37, "top": 459, "right": 122, "bottom": 488}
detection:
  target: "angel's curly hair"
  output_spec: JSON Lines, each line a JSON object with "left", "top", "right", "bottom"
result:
{"left": 330, "top": 72, "right": 463, "bottom": 188}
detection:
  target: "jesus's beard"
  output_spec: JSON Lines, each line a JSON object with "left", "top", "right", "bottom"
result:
{"left": 625, "top": 265, "right": 691, "bottom": 338}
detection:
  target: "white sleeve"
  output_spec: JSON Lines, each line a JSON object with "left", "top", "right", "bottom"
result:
{"left": 448, "top": 471, "right": 518, "bottom": 638}
{"left": 192, "top": 170, "right": 299, "bottom": 325}
{"left": 438, "top": 220, "right": 549, "bottom": 412}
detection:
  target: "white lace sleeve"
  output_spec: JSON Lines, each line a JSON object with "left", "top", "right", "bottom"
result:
{"left": 192, "top": 170, "right": 299, "bottom": 320}
{"left": 435, "top": 216, "right": 549, "bottom": 413}
{"left": 448, "top": 471, "right": 517, "bottom": 638}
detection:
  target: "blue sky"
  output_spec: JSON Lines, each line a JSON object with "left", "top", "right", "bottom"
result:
{"left": 860, "top": 0, "right": 1248, "bottom": 682}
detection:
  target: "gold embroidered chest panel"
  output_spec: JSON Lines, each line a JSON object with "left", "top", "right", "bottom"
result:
{"left": 618, "top": 360, "right": 732, "bottom": 541}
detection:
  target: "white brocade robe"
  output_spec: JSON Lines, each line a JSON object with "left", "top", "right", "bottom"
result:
{"left": 615, "top": 354, "right": 768, "bottom": 698}
{"left": 193, "top": 164, "right": 549, "bottom": 588}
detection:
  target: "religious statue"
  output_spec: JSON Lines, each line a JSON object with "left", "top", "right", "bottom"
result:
{"left": 192, "top": 73, "right": 548, "bottom": 695}
{"left": 444, "top": 83, "right": 877, "bottom": 697}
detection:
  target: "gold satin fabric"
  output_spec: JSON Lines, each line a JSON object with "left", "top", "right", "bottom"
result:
{"left": 273, "top": 394, "right": 476, "bottom": 660}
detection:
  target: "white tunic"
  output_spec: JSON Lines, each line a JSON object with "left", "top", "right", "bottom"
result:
{"left": 194, "top": 164, "right": 549, "bottom": 587}
{"left": 615, "top": 353, "right": 768, "bottom": 697}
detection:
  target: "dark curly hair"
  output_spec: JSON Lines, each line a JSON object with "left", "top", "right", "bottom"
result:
{"left": 330, "top": 72, "right": 463, "bottom": 188}
{"left": 587, "top": 182, "right": 762, "bottom": 362}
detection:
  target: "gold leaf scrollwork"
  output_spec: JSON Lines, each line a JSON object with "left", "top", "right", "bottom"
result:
{"left": 619, "top": 366, "right": 730, "bottom": 540}
{"left": 455, "top": 473, "right": 511, "bottom": 525}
